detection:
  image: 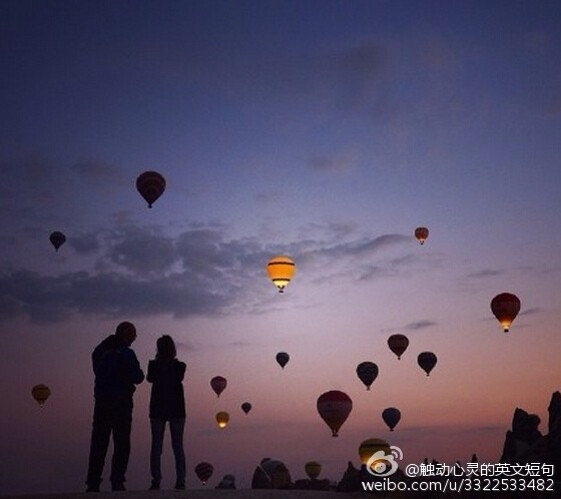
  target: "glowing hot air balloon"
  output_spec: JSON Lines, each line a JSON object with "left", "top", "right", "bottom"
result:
{"left": 32, "top": 384, "right": 51, "bottom": 407}
{"left": 491, "top": 293, "right": 521, "bottom": 333}
{"left": 358, "top": 438, "right": 391, "bottom": 473}
{"left": 266, "top": 256, "right": 295, "bottom": 293}
{"left": 317, "top": 390, "right": 353, "bottom": 437}
{"left": 195, "top": 462, "right": 214, "bottom": 485}
{"left": 417, "top": 352, "right": 437, "bottom": 376}
{"left": 356, "top": 362, "right": 379, "bottom": 390}
{"left": 210, "top": 376, "right": 227, "bottom": 397}
{"left": 415, "top": 227, "right": 429, "bottom": 245}
{"left": 215, "top": 411, "right": 229, "bottom": 429}
{"left": 387, "top": 334, "right": 409, "bottom": 360}
{"left": 276, "top": 352, "right": 290, "bottom": 369}
{"left": 382, "top": 407, "right": 401, "bottom": 431}
{"left": 49, "top": 231, "right": 66, "bottom": 251}
{"left": 304, "top": 461, "right": 322, "bottom": 480}
{"left": 241, "top": 402, "right": 252, "bottom": 415}
{"left": 136, "top": 171, "right": 166, "bottom": 208}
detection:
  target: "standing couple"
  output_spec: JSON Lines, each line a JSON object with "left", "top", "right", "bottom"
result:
{"left": 85, "top": 321, "right": 186, "bottom": 492}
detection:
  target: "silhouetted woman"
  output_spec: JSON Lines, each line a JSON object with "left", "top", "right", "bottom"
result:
{"left": 147, "top": 335, "right": 186, "bottom": 490}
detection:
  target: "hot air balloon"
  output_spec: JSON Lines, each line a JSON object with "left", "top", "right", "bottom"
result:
{"left": 382, "top": 407, "right": 401, "bottom": 431}
{"left": 266, "top": 256, "right": 296, "bottom": 293}
{"left": 32, "top": 384, "right": 51, "bottom": 407}
{"left": 356, "top": 362, "right": 379, "bottom": 390}
{"left": 415, "top": 227, "right": 429, "bottom": 245}
{"left": 317, "top": 390, "right": 353, "bottom": 437}
{"left": 241, "top": 402, "right": 252, "bottom": 415}
{"left": 136, "top": 171, "right": 166, "bottom": 208}
{"left": 210, "top": 376, "right": 227, "bottom": 397}
{"left": 304, "top": 461, "right": 322, "bottom": 480}
{"left": 215, "top": 411, "right": 229, "bottom": 429}
{"left": 49, "top": 231, "right": 66, "bottom": 251}
{"left": 417, "top": 352, "right": 437, "bottom": 376}
{"left": 276, "top": 352, "right": 290, "bottom": 369}
{"left": 358, "top": 438, "right": 391, "bottom": 472}
{"left": 195, "top": 462, "right": 214, "bottom": 485}
{"left": 387, "top": 334, "right": 409, "bottom": 360}
{"left": 491, "top": 293, "right": 521, "bottom": 332}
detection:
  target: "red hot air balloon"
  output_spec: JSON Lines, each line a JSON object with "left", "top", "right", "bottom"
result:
{"left": 415, "top": 227, "right": 429, "bottom": 245}
{"left": 382, "top": 407, "right": 401, "bottom": 431}
{"left": 195, "top": 462, "right": 214, "bottom": 485}
{"left": 49, "top": 231, "right": 66, "bottom": 251}
{"left": 387, "top": 334, "right": 409, "bottom": 360}
{"left": 276, "top": 352, "right": 289, "bottom": 369}
{"left": 356, "top": 362, "right": 379, "bottom": 390}
{"left": 210, "top": 376, "right": 227, "bottom": 397}
{"left": 316, "top": 390, "right": 353, "bottom": 437}
{"left": 241, "top": 402, "right": 252, "bottom": 415}
{"left": 490, "top": 293, "right": 521, "bottom": 333}
{"left": 417, "top": 352, "right": 437, "bottom": 376}
{"left": 136, "top": 171, "right": 166, "bottom": 208}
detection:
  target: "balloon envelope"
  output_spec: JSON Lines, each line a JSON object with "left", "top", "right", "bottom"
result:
{"left": 415, "top": 226, "right": 429, "bottom": 245}
{"left": 359, "top": 438, "right": 391, "bottom": 469}
{"left": 382, "top": 407, "right": 401, "bottom": 431}
{"left": 417, "top": 352, "right": 437, "bottom": 376}
{"left": 136, "top": 171, "right": 166, "bottom": 208}
{"left": 195, "top": 462, "right": 214, "bottom": 484}
{"left": 215, "top": 411, "right": 229, "bottom": 428}
{"left": 49, "top": 231, "right": 66, "bottom": 251}
{"left": 316, "top": 390, "right": 353, "bottom": 437}
{"left": 266, "top": 256, "right": 295, "bottom": 293}
{"left": 490, "top": 292, "right": 521, "bottom": 332}
{"left": 210, "top": 376, "right": 227, "bottom": 397}
{"left": 387, "top": 334, "right": 409, "bottom": 360}
{"left": 32, "top": 384, "right": 51, "bottom": 407}
{"left": 241, "top": 402, "right": 252, "bottom": 415}
{"left": 276, "top": 352, "right": 290, "bottom": 369}
{"left": 356, "top": 362, "right": 379, "bottom": 390}
{"left": 305, "top": 461, "right": 322, "bottom": 480}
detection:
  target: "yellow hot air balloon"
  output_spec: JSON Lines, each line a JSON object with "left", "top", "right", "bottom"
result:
{"left": 415, "top": 227, "right": 429, "bottom": 245}
{"left": 358, "top": 438, "right": 391, "bottom": 473}
{"left": 304, "top": 461, "right": 322, "bottom": 480}
{"left": 215, "top": 411, "right": 230, "bottom": 429}
{"left": 32, "top": 384, "right": 51, "bottom": 407}
{"left": 266, "top": 256, "right": 295, "bottom": 293}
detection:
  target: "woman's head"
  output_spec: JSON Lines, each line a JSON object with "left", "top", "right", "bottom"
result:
{"left": 156, "top": 335, "right": 176, "bottom": 360}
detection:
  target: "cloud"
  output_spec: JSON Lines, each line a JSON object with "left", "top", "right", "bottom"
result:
{"left": 519, "top": 307, "right": 541, "bottom": 317}
{"left": 405, "top": 320, "right": 437, "bottom": 331}
{"left": 67, "top": 232, "right": 100, "bottom": 255}
{"left": 72, "top": 161, "right": 126, "bottom": 184}
{"left": 466, "top": 269, "right": 504, "bottom": 279}
{"left": 308, "top": 151, "right": 357, "bottom": 173}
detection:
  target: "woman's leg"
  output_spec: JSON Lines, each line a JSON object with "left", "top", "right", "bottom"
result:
{"left": 150, "top": 419, "right": 166, "bottom": 484}
{"left": 169, "top": 418, "right": 186, "bottom": 487}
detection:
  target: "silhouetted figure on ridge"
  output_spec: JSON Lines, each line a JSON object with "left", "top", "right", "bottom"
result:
{"left": 147, "top": 335, "right": 186, "bottom": 490}
{"left": 86, "top": 321, "right": 144, "bottom": 493}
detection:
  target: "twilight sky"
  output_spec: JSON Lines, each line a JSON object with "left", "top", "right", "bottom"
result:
{"left": 1, "top": 0, "right": 561, "bottom": 494}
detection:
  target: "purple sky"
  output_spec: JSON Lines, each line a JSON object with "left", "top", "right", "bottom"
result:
{"left": 1, "top": 0, "right": 561, "bottom": 494}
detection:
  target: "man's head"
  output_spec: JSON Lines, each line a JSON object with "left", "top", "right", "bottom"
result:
{"left": 115, "top": 321, "right": 137, "bottom": 346}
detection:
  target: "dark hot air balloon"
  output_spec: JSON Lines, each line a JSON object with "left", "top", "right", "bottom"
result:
{"left": 316, "top": 390, "right": 353, "bottom": 437}
{"left": 387, "top": 334, "right": 409, "bottom": 360}
{"left": 490, "top": 293, "right": 521, "bottom": 332}
{"left": 276, "top": 352, "right": 290, "bottom": 369}
{"left": 136, "top": 171, "right": 166, "bottom": 208}
{"left": 32, "top": 384, "right": 51, "bottom": 407}
{"left": 382, "top": 407, "right": 401, "bottom": 431}
{"left": 305, "top": 461, "right": 322, "bottom": 480}
{"left": 415, "top": 227, "right": 429, "bottom": 245}
{"left": 356, "top": 362, "right": 379, "bottom": 390}
{"left": 195, "top": 462, "right": 214, "bottom": 485}
{"left": 210, "top": 376, "right": 227, "bottom": 397}
{"left": 49, "top": 231, "right": 66, "bottom": 251}
{"left": 417, "top": 352, "right": 437, "bottom": 376}
{"left": 241, "top": 402, "right": 252, "bottom": 415}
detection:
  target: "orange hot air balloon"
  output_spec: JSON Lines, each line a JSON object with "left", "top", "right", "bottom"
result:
{"left": 305, "top": 461, "right": 322, "bottom": 480}
{"left": 49, "top": 231, "right": 66, "bottom": 251}
{"left": 316, "top": 390, "right": 353, "bottom": 437}
{"left": 387, "top": 334, "right": 409, "bottom": 360}
{"left": 356, "top": 362, "right": 379, "bottom": 390}
{"left": 415, "top": 227, "right": 429, "bottom": 245}
{"left": 276, "top": 352, "right": 290, "bottom": 369}
{"left": 417, "top": 352, "right": 437, "bottom": 376}
{"left": 382, "top": 407, "right": 401, "bottom": 431}
{"left": 215, "top": 411, "right": 229, "bottom": 429}
{"left": 266, "top": 256, "right": 296, "bottom": 293}
{"left": 241, "top": 402, "right": 252, "bottom": 415}
{"left": 359, "top": 438, "right": 391, "bottom": 466}
{"left": 195, "top": 462, "right": 214, "bottom": 485}
{"left": 136, "top": 171, "right": 166, "bottom": 208}
{"left": 491, "top": 293, "right": 521, "bottom": 333}
{"left": 32, "top": 384, "right": 51, "bottom": 407}
{"left": 210, "top": 376, "right": 227, "bottom": 397}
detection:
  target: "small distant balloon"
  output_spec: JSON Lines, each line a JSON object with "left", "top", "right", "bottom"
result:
{"left": 490, "top": 292, "right": 521, "bottom": 333}
{"left": 417, "top": 352, "right": 437, "bottom": 376}
{"left": 276, "top": 352, "right": 290, "bottom": 369}
{"left": 382, "top": 407, "right": 401, "bottom": 431}
{"left": 316, "top": 390, "right": 353, "bottom": 437}
{"left": 415, "top": 227, "right": 429, "bottom": 245}
{"left": 49, "top": 231, "right": 66, "bottom": 251}
{"left": 32, "top": 384, "right": 51, "bottom": 407}
{"left": 304, "top": 461, "right": 322, "bottom": 480}
{"left": 266, "top": 256, "right": 296, "bottom": 293}
{"left": 210, "top": 376, "right": 227, "bottom": 397}
{"left": 136, "top": 171, "right": 166, "bottom": 208}
{"left": 195, "top": 462, "right": 214, "bottom": 485}
{"left": 356, "top": 361, "right": 379, "bottom": 390}
{"left": 241, "top": 402, "right": 252, "bottom": 415}
{"left": 215, "top": 411, "right": 229, "bottom": 429}
{"left": 387, "top": 334, "right": 409, "bottom": 360}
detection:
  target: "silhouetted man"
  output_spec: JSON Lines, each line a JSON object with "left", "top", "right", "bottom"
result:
{"left": 86, "top": 321, "right": 144, "bottom": 492}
